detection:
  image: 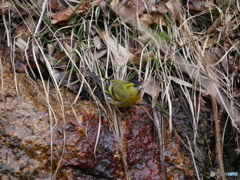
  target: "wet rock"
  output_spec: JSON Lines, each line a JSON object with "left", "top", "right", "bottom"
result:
{"left": 0, "top": 59, "right": 194, "bottom": 179}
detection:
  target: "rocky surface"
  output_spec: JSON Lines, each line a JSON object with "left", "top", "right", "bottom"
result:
{"left": 0, "top": 59, "right": 194, "bottom": 179}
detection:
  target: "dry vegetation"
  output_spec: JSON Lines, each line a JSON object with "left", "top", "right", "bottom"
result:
{"left": 1, "top": 0, "right": 240, "bottom": 179}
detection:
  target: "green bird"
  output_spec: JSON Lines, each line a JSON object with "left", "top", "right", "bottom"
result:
{"left": 88, "top": 72, "right": 143, "bottom": 107}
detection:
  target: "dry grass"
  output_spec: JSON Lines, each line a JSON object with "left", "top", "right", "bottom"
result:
{"left": 2, "top": 0, "right": 240, "bottom": 178}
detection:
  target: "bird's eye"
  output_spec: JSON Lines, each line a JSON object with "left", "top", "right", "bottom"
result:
{"left": 130, "top": 80, "right": 141, "bottom": 87}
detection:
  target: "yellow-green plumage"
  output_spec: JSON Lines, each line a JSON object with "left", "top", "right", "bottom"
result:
{"left": 88, "top": 73, "right": 143, "bottom": 107}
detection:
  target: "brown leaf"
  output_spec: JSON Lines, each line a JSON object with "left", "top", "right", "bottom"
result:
{"left": 53, "top": 51, "right": 67, "bottom": 62}
{"left": 0, "top": 1, "right": 16, "bottom": 14}
{"left": 13, "top": 17, "right": 35, "bottom": 40}
{"left": 0, "top": 1, "right": 29, "bottom": 17}
{"left": 0, "top": 45, "right": 11, "bottom": 52}
{"left": 188, "top": 0, "right": 204, "bottom": 11}
{"left": 152, "top": 0, "right": 169, "bottom": 14}
{"left": 151, "top": 12, "right": 167, "bottom": 27}
{"left": 93, "top": 36, "right": 102, "bottom": 50}
{"left": 99, "top": 1, "right": 108, "bottom": 16}
{"left": 15, "top": 61, "right": 27, "bottom": 73}
{"left": 142, "top": 75, "right": 161, "bottom": 102}
{"left": 139, "top": 14, "right": 154, "bottom": 27}
{"left": 110, "top": 0, "right": 146, "bottom": 23}
{"left": 51, "top": 2, "right": 89, "bottom": 24}
{"left": 185, "top": 0, "right": 215, "bottom": 11}
{"left": 47, "top": 43, "right": 56, "bottom": 56}
{"left": 166, "top": 0, "right": 181, "bottom": 22}
{"left": 50, "top": 1, "right": 61, "bottom": 11}
{"left": 204, "top": 47, "right": 228, "bottom": 74}
{"left": 95, "top": 50, "right": 107, "bottom": 59}
{"left": 15, "top": 38, "right": 28, "bottom": 51}
{"left": 25, "top": 57, "right": 49, "bottom": 78}
{"left": 53, "top": 51, "right": 69, "bottom": 71}
{"left": 63, "top": 40, "right": 74, "bottom": 55}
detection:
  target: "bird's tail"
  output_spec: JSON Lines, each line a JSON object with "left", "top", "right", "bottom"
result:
{"left": 86, "top": 72, "right": 104, "bottom": 88}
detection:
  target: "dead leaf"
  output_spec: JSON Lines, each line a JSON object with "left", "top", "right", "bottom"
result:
{"left": 205, "top": 47, "right": 228, "bottom": 74}
{"left": 186, "top": 0, "right": 214, "bottom": 11}
{"left": 95, "top": 50, "right": 107, "bottom": 59}
{"left": 97, "top": 30, "right": 138, "bottom": 66}
{"left": 0, "top": 45, "right": 11, "bottom": 52}
{"left": 169, "top": 76, "right": 206, "bottom": 93}
{"left": 51, "top": 2, "right": 89, "bottom": 24}
{"left": 13, "top": 17, "right": 35, "bottom": 40}
{"left": 93, "top": 36, "right": 102, "bottom": 50}
{"left": 50, "top": 1, "right": 61, "bottom": 11}
{"left": 52, "top": 69, "right": 79, "bottom": 93}
{"left": 216, "top": 14, "right": 238, "bottom": 33}
{"left": 0, "top": 1, "right": 17, "bottom": 15}
{"left": 47, "top": 43, "right": 55, "bottom": 56}
{"left": 0, "top": 1, "right": 29, "bottom": 17}
{"left": 15, "top": 61, "right": 27, "bottom": 73}
{"left": 110, "top": 0, "right": 146, "bottom": 23}
{"left": 53, "top": 51, "right": 67, "bottom": 62}
{"left": 24, "top": 56, "right": 49, "bottom": 78}
{"left": 166, "top": 0, "right": 181, "bottom": 23}
{"left": 40, "top": 54, "right": 58, "bottom": 67}
{"left": 52, "top": 51, "right": 69, "bottom": 71}
{"left": 188, "top": 0, "right": 204, "bottom": 11}
{"left": 139, "top": 14, "right": 154, "bottom": 27}
{"left": 226, "top": 15, "right": 240, "bottom": 32}
{"left": 90, "top": 0, "right": 103, "bottom": 6}
{"left": 99, "top": 1, "right": 109, "bottom": 16}
{"left": 152, "top": 0, "right": 169, "bottom": 14}
{"left": 138, "top": 34, "right": 152, "bottom": 43}
{"left": 151, "top": 12, "right": 167, "bottom": 27}
{"left": 141, "top": 51, "right": 155, "bottom": 60}
{"left": 15, "top": 38, "right": 28, "bottom": 50}
{"left": 63, "top": 40, "right": 74, "bottom": 55}
{"left": 142, "top": 75, "right": 161, "bottom": 102}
